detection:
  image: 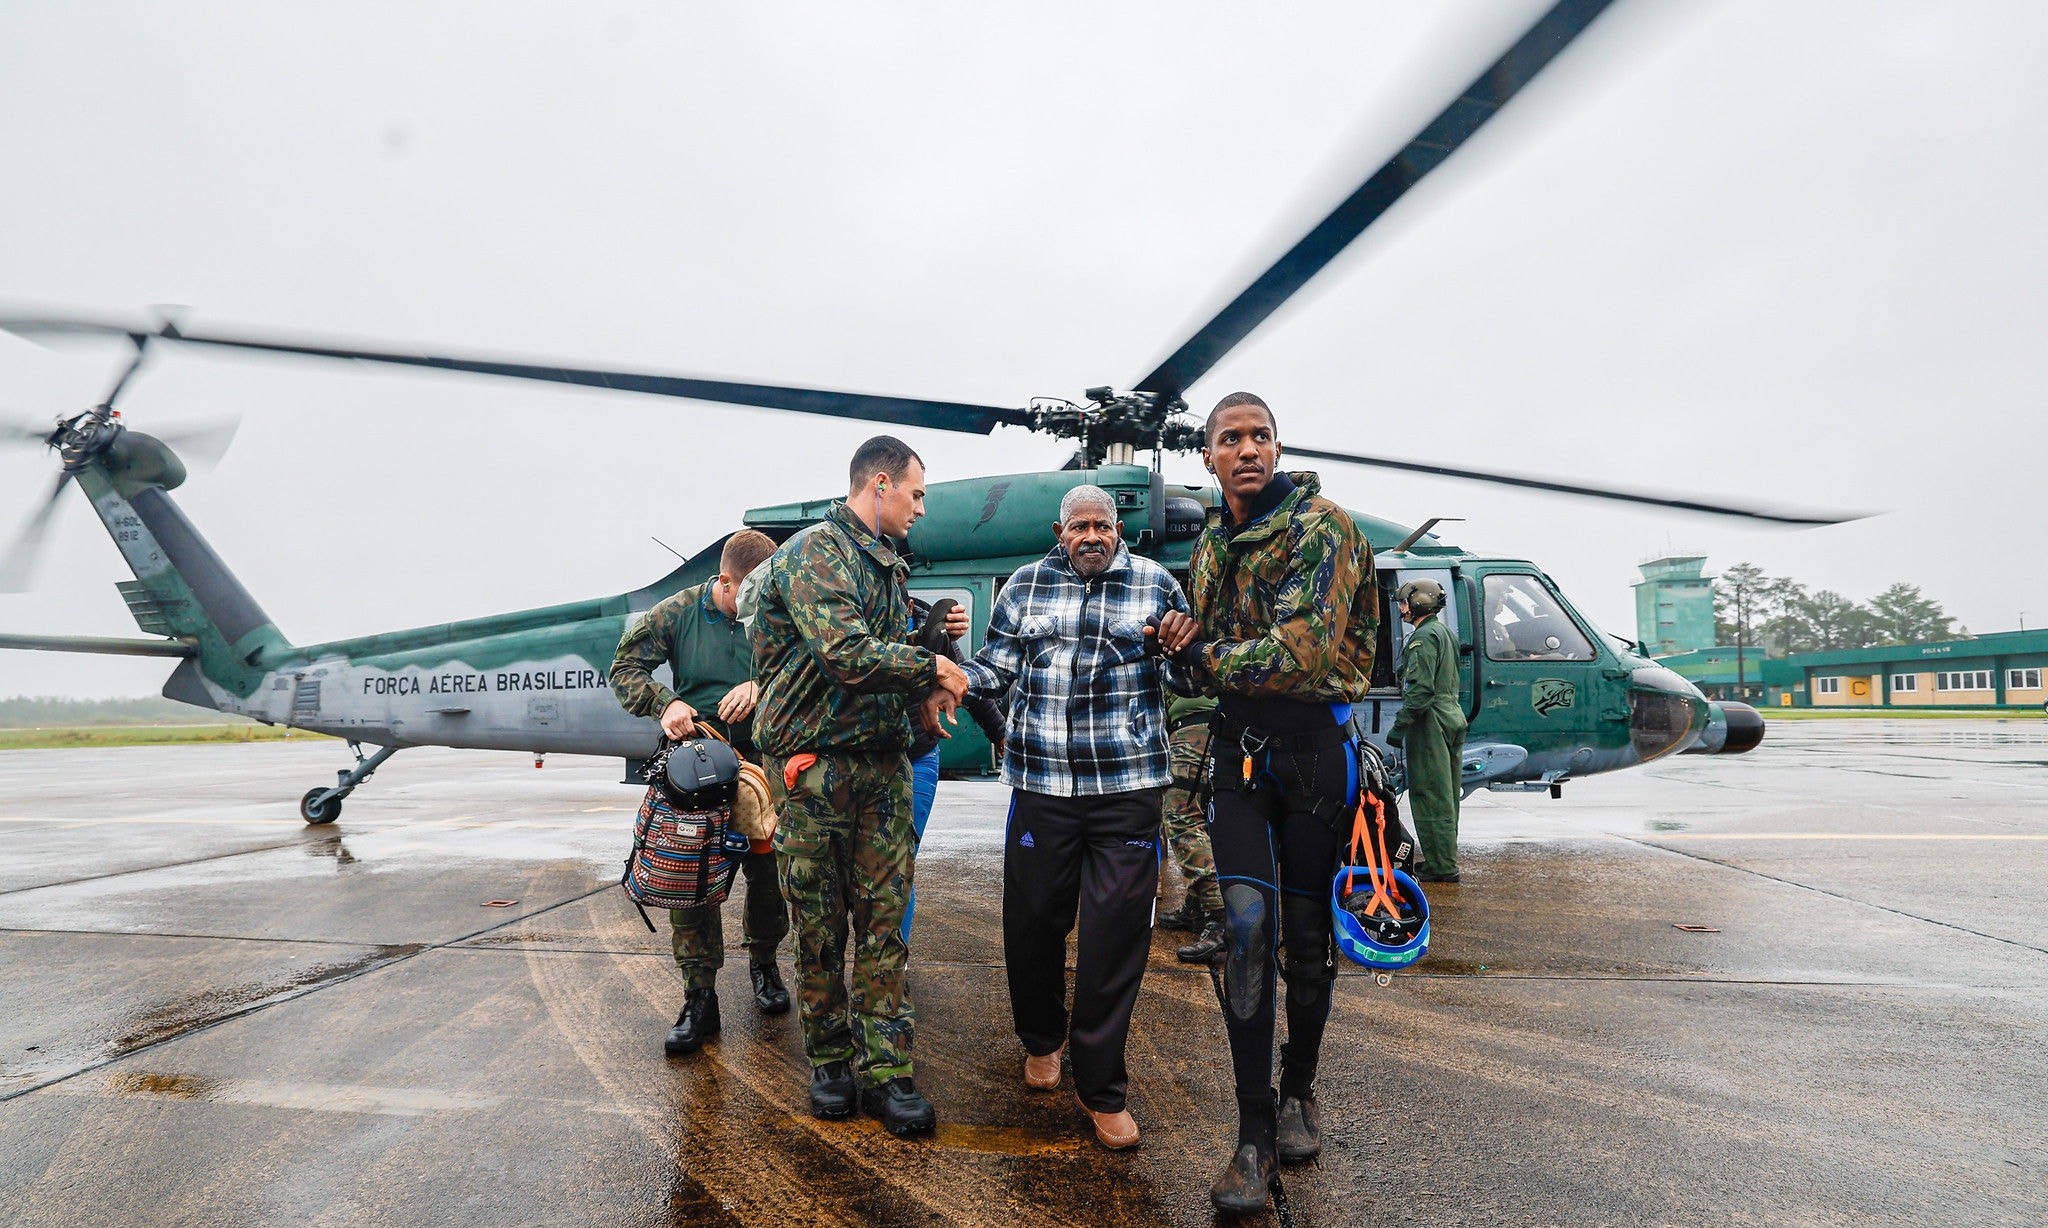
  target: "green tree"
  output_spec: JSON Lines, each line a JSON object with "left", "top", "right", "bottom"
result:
{"left": 1757, "top": 577, "right": 1809, "bottom": 655}
{"left": 1866, "top": 583, "right": 1954, "bottom": 645}
{"left": 1795, "top": 589, "right": 1879, "bottom": 651}
{"left": 1713, "top": 562, "right": 1770, "bottom": 648}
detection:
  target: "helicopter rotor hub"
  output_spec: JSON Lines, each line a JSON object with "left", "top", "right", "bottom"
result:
{"left": 55, "top": 409, "right": 122, "bottom": 472}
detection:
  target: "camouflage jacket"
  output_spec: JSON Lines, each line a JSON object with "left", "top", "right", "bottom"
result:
{"left": 609, "top": 581, "right": 752, "bottom": 724}
{"left": 1185, "top": 471, "right": 1378, "bottom": 703}
{"left": 751, "top": 500, "right": 937, "bottom": 755}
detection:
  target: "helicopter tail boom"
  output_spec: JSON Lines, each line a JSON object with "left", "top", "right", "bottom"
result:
{"left": 67, "top": 441, "right": 294, "bottom": 706}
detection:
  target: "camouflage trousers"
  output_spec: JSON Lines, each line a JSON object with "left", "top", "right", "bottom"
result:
{"left": 1159, "top": 721, "right": 1221, "bottom": 915}
{"left": 669, "top": 849, "right": 790, "bottom": 991}
{"left": 768, "top": 749, "right": 917, "bottom": 1084}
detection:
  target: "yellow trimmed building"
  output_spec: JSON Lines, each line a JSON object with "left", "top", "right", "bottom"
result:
{"left": 1661, "top": 629, "right": 2048, "bottom": 711}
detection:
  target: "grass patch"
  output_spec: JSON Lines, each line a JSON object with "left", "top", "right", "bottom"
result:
{"left": 0, "top": 695, "right": 253, "bottom": 728}
{"left": 0, "top": 724, "right": 335, "bottom": 750}
{"left": 1761, "top": 707, "right": 2044, "bottom": 720}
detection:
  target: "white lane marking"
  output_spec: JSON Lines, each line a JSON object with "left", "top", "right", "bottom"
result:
{"left": 54, "top": 1071, "right": 505, "bottom": 1116}
{"left": 1651, "top": 832, "right": 2048, "bottom": 841}
{"left": 0, "top": 814, "right": 613, "bottom": 829}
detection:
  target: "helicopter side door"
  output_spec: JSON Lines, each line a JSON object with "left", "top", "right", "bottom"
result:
{"left": 1359, "top": 565, "right": 1471, "bottom": 735}
{"left": 910, "top": 576, "right": 1001, "bottom": 775}
{"left": 1472, "top": 570, "right": 1601, "bottom": 741}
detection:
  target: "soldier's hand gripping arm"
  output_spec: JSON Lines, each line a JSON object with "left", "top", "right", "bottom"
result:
{"left": 1151, "top": 580, "right": 1199, "bottom": 696}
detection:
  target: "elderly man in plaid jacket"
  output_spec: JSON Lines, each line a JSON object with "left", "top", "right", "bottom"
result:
{"left": 937, "top": 483, "right": 1194, "bottom": 1151}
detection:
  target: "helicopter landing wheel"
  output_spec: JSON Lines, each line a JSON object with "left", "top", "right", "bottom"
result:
{"left": 300, "top": 788, "right": 342, "bottom": 825}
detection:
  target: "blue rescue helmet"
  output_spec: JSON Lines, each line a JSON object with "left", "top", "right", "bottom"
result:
{"left": 1332, "top": 865, "right": 1429, "bottom": 973}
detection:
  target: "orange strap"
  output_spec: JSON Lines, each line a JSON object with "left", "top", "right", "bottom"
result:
{"left": 1345, "top": 792, "right": 1403, "bottom": 921}
{"left": 782, "top": 752, "right": 819, "bottom": 792}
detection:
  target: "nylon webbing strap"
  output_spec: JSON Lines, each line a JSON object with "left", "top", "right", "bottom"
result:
{"left": 1345, "top": 791, "right": 1406, "bottom": 919}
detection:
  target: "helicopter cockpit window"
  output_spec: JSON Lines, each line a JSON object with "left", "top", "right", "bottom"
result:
{"left": 1482, "top": 574, "right": 1595, "bottom": 662}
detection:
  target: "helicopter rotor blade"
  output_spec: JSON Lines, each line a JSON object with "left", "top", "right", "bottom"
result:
{"left": 1281, "top": 442, "right": 1865, "bottom": 527}
{"left": 0, "top": 314, "right": 1035, "bottom": 437}
{"left": 2, "top": 414, "right": 58, "bottom": 446}
{"left": 152, "top": 416, "right": 242, "bottom": 470}
{"left": 97, "top": 335, "right": 152, "bottom": 410}
{"left": 1134, "top": 0, "right": 1615, "bottom": 402}
{"left": 0, "top": 469, "right": 75, "bottom": 592}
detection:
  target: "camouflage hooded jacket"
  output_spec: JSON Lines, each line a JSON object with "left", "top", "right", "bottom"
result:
{"left": 1185, "top": 471, "right": 1378, "bottom": 702}
{"left": 751, "top": 500, "right": 938, "bottom": 756}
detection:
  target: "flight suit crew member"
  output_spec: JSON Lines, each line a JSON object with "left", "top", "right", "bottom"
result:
{"left": 610, "top": 529, "right": 788, "bottom": 1057}
{"left": 1155, "top": 391, "right": 1378, "bottom": 1217}
{"left": 942, "top": 484, "right": 1193, "bottom": 1151}
{"left": 1158, "top": 695, "right": 1227, "bottom": 964}
{"left": 1389, "top": 578, "right": 1467, "bottom": 882}
{"left": 752, "top": 435, "right": 970, "bottom": 1138}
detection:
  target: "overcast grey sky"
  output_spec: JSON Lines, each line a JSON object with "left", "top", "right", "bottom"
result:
{"left": 4, "top": 1, "right": 2045, "bottom": 700}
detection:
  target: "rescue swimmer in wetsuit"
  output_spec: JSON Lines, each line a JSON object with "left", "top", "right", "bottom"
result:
{"left": 1155, "top": 391, "right": 1378, "bottom": 1217}
{"left": 1389, "top": 578, "right": 1468, "bottom": 883}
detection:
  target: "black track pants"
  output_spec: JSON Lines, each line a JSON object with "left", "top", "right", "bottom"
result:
{"left": 1207, "top": 742, "right": 1354, "bottom": 1108}
{"left": 1003, "top": 787, "right": 1163, "bottom": 1113}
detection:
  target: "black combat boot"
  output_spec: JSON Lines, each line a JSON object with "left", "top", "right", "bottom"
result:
{"left": 663, "top": 987, "right": 720, "bottom": 1056}
{"left": 750, "top": 958, "right": 791, "bottom": 1015}
{"left": 1276, "top": 1040, "right": 1322, "bottom": 1163}
{"left": 860, "top": 1076, "right": 938, "bottom": 1138}
{"left": 1176, "top": 912, "right": 1228, "bottom": 963}
{"left": 1157, "top": 898, "right": 1202, "bottom": 932}
{"left": 1210, "top": 1095, "right": 1279, "bottom": 1216}
{"left": 809, "top": 1060, "right": 857, "bottom": 1120}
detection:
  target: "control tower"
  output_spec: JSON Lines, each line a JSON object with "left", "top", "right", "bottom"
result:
{"left": 1635, "top": 555, "right": 1716, "bottom": 657}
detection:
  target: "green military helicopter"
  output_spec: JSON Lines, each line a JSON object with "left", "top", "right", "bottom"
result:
{"left": 3, "top": 0, "right": 1805, "bottom": 823}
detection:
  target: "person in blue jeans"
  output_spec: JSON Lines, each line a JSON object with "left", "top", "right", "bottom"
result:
{"left": 904, "top": 597, "right": 1006, "bottom": 940}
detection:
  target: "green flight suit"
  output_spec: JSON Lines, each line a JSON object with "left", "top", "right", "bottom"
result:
{"left": 610, "top": 581, "right": 789, "bottom": 990}
{"left": 1390, "top": 614, "right": 1468, "bottom": 876}
{"left": 753, "top": 501, "right": 937, "bottom": 1083}
{"left": 1161, "top": 696, "right": 1221, "bottom": 916}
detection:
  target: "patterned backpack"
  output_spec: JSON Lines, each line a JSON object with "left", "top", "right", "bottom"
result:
{"left": 621, "top": 732, "right": 749, "bottom": 930}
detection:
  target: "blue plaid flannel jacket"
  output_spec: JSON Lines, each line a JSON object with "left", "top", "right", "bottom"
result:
{"left": 961, "top": 542, "right": 1193, "bottom": 797}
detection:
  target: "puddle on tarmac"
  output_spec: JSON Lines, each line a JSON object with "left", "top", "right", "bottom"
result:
{"left": 778, "top": 1115, "right": 1086, "bottom": 1157}
{"left": 300, "top": 829, "right": 358, "bottom": 867}
{"left": 104, "top": 1071, "right": 227, "bottom": 1100}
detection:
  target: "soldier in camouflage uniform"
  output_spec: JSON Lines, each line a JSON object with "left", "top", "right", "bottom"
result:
{"left": 1158, "top": 695, "right": 1226, "bottom": 962}
{"left": 609, "top": 529, "right": 788, "bottom": 1058}
{"left": 751, "top": 435, "right": 969, "bottom": 1138}
{"left": 1156, "top": 392, "right": 1378, "bottom": 1215}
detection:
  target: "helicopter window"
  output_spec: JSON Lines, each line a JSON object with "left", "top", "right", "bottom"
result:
{"left": 1482, "top": 574, "right": 1595, "bottom": 662}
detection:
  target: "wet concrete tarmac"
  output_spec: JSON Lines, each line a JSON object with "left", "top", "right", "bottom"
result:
{"left": 2, "top": 719, "right": 2046, "bottom": 1226}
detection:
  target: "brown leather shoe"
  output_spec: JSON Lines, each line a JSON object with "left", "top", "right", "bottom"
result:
{"left": 1022, "top": 1044, "right": 1064, "bottom": 1090}
{"left": 1078, "top": 1097, "right": 1140, "bottom": 1150}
